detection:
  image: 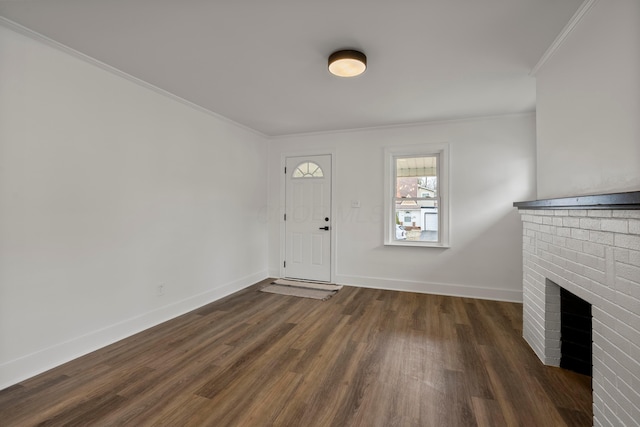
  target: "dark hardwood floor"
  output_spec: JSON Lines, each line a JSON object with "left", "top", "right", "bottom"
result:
{"left": 0, "top": 279, "right": 592, "bottom": 426}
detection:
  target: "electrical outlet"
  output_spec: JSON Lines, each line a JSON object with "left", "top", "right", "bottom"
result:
{"left": 157, "top": 284, "right": 165, "bottom": 296}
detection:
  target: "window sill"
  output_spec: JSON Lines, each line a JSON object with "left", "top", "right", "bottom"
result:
{"left": 384, "top": 241, "right": 450, "bottom": 248}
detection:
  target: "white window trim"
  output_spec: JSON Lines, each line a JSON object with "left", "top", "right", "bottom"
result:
{"left": 384, "top": 143, "right": 450, "bottom": 248}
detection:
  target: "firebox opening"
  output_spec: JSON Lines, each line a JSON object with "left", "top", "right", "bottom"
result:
{"left": 560, "top": 287, "right": 592, "bottom": 377}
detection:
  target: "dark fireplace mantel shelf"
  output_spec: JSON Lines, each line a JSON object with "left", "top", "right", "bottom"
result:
{"left": 513, "top": 191, "right": 640, "bottom": 210}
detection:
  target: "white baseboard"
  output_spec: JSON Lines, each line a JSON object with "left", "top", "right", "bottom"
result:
{"left": 334, "top": 274, "right": 523, "bottom": 303}
{"left": 0, "top": 270, "right": 267, "bottom": 391}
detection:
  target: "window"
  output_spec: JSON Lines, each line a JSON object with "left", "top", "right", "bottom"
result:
{"left": 384, "top": 144, "right": 449, "bottom": 247}
{"left": 292, "top": 161, "right": 324, "bottom": 178}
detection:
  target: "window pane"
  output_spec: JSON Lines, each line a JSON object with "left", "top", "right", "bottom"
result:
{"left": 394, "top": 155, "right": 439, "bottom": 243}
{"left": 385, "top": 144, "right": 448, "bottom": 247}
{"left": 395, "top": 157, "right": 437, "bottom": 198}
{"left": 292, "top": 161, "right": 324, "bottom": 178}
{"left": 394, "top": 200, "right": 438, "bottom": 242}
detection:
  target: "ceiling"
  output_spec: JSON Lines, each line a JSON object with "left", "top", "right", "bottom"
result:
{"left": 0, "top": 0, "right": 583, "bottom": 136}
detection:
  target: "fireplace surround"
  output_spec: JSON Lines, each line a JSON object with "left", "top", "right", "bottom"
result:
{"left": 514, "top": 191, "right": 640, "bottom": 427}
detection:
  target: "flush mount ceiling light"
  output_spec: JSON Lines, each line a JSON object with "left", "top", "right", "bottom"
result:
{"left": 328, "top": 49, "right": 367, "bottom": 77}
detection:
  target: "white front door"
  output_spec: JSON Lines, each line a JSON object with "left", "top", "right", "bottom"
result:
{"left": 284, "top": 155, "right": 332, "bottom": 282}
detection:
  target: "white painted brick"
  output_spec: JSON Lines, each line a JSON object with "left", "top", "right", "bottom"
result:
{"left": 627, "top": 338, "right": 640, "bottom": 366}
{"left": 601, "top": 218, "right": 629, "bottom": 233}
{"left": 616, "top": 321, "right": 640, "bottom": 355}
{"left": 593, "top": 306, "right": 617, "bottom": 330}
{"left": 519, "top": 207, "right": 640, "bottom": 427}
{"left": 613, "top": 276, "right": 632, "bottom": 295}
{"left": 591, "top": 282, "right": 616, "bottom": 303}
{"left": 539, "top": 249, "right": 552, "bottom": 262}
{"left": 551, "top": 255, "right": 567, "bottom": 269}
{"left": 597, "top": 299, "right": 639, "bottom": 331}
{"left": 616, "top": 262, "right": 640, "bottom": 284}
{"left": 546, "top": 311, "right": 561, "bottom": 323}
{"left": 615, "top": 248, "right": 630, "bottom": 263}
{"left": 546, "top": 328, "right": 561, "bottom": 342}
{"left": 563, "top": 217, "right": 581, "bottom": 228}
{"left": 593, "top": 408, "right": 604, "bottom": 427}
{"left": 615, "top": 233, "right": 640, "bottom": 251}
{"left": 539, "top": 224, "right": 553, "bottom": 234}
{"left": 580, "top": 286, "right": 600, "bottom": 305}
{"left": 548, "top": 244, "right": 562, "bottom": 256}
{"left": 559, "top": 247, "right": 578, "bottom": 262}
{"left": 616, "top": 292, "right": 640, "bottom": 315}
{"left": 545, "top": 305, "right": 560, "bottom": 316}
{"left": 577, "top": 252, "right": 606, "bottom": 272}
{"left": 618, "top": 377, "right": 640, "bottom": 410}
{"left": 548, "top": 263, "right": 566, "bottom": 279}
{"left": 598, "top": 321, "right": 632, "bottom": 357}
{"left": 546, "top": 280, "right": 561, "bottom": 295}
{"left": 613, "top": 210, "right": 640, "bottom": 219}
{"left": 562, "top": 261, "right": 583, "bottom": 281}
{"left": 580, "top": 217, "right": 602, "bottom": 230}
{"left": 589, "top": 210, "right": 613, "bottom": 218}
{"left": 565, "top": 238, "right": 583, "bottom": 252}
{"left": 546, "top": 349, "right": 561, "bottom": 363}
{"left": 590, "top": 230, "right": 615, "bottom": 246}
{"left": 616, "top": 404, "right": 636, "bottom": 427}
{"left": 631, "top": 372, "right": 640, "bottom": 402}
{"left": 539, "top": 233, "right": 553, "bottom": 244}
{"left": 583, "top": 241, "right": 606, "bottom": 258}
{"left": 536, "top": 241, "right": 549, "bottom": 252}
{"left": 571, "top": 228, "right": 590, "bottom": 241}
{"left": 551, "top": 236, "right": 566, "bottom": 248}
{"left": 595, "top": 336, "right": 621, "bottom": 368}
{"left": 608, "top": 355, "right": 640, "bottom": 394}
{"left": 582, "top": 266, "right": 605, "bottom": 286}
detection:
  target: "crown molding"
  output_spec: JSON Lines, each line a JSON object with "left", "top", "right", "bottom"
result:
{"left": 530, "top": 0, "right": 598, "bottom": 76}
{"left": 271, "top": 111, "right": 536, "bottom": 140}
{"left": 0, "top": 16, "right": 267, "bottom": 139}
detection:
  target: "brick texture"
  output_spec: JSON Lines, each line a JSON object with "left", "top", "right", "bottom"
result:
{"left": 519, "top": 209, "right": 640, "bottom": 427}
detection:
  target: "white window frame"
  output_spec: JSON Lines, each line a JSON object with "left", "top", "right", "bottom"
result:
{"left": 384, "top": 143, "right": 450, "bottom": 248}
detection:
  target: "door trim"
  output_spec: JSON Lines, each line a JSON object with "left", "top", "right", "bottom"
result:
{"left": 279, "top": 149, "right": 336, "bottom": 282}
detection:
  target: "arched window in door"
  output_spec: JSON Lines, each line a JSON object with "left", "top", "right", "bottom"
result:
{"left": 292, "top": 161, "right": 324, "bottom": 178}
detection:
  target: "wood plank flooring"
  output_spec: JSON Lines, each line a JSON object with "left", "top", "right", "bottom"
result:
{"left": 0, "top": 279, "right": 593, "bottom": 426}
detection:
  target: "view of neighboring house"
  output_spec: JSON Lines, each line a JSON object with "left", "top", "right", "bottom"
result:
{"left": 395, "top": 176, "right": 438, "bottom": 240}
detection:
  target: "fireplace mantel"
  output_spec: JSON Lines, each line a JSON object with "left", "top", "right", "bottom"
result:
{"left": 514, "top": 190, "right": 640, "bottom": 210}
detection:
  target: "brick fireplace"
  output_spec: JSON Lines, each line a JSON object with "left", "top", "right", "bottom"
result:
{"left": 515, "top": 192, "right": 640, "bottom": 427}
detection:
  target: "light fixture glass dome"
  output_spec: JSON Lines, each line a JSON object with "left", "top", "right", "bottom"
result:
{"left": 328, "top": 50, "right": 367, "bottom": 77}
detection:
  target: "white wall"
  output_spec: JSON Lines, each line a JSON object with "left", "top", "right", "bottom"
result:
{"left": 0, "top": 23, "right": 268, "bottom": 388}
{"left": 536, "top": 0, "right": 640, "bottom": 199}
{"left": 268, "top": 114, "right": 537, "bottom": 301}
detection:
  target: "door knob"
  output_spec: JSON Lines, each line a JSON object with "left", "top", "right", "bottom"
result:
{"left": 319, "top": 226, "right": 329, "bottom": 230}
